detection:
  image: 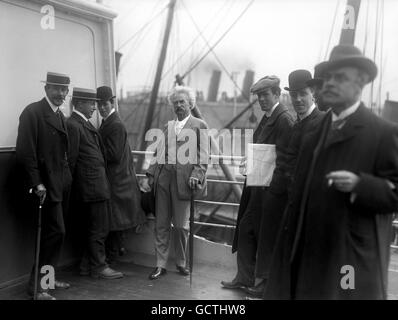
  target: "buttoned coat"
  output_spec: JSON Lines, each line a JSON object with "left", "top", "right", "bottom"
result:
{"left": 16, "top": 98, "right": 71, "bottom": 201}
{"left": 264, "top": 104, "right": 398, "bottom": 300}
{"left": 232, "top": 103, "right": 294, "bottom": 252}
{"left": 99, "top": 112, "right": 146, "bottom": 230}
{"left": 67, "top": 112, "right": 110, "bottom": 202}
{"left": 255, "top": 107, "right": 325, "bottom": 278}
{"left": 147, "top": 115, "right": 209, "bottom": 200}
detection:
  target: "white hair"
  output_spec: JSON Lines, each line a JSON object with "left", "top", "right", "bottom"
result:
{"left": 168, "top": 85, "right": 196, "bottom": 107}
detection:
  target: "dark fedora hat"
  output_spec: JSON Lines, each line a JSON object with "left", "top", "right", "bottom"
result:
{"left": 284, "top": 69, "right": 314, "bottom": 91}
{"left": 71, "top": 87, "right": 99, "bottom": 101}
{"left": 97, "top": 86, "right": 116, "bottom": 101}
{"left": 41, "top": 72, "right": 70, "bottom": 86}
{"left": 315, "top": 45, "right": 377, "bottom": 83}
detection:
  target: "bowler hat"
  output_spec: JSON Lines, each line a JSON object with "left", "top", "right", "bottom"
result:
{"left": 250, "top": 75, "right": 280, "bottom": 94}
{"left": 97, "top": 86, "right": 116, "bottom": 101}
{"left": 284, "top": 70, "right": 314, "bottom": 91}
{"left": 314, "top": 45, "right": 377, "bottom": 83}
{"left": 71, "top": 87, "right": 99, "bottom": 101}
{"left": 41, "top": 72, "right": 70, "bottom": 86}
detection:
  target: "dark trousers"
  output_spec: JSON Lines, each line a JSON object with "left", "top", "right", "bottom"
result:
{"left": 28, "top": 200, "right": 66, "bottom": 293}
{"left": 105, "top": 230, "right": 125, "bottom": 261}
{"left": 255, "top": 191, "right": 288, "bottom": 279}
{"left": 81, "top": 201, "right": 110, "bottom": 272}
{"left": 235, "top": 188, "right": 265, "bottom": 287}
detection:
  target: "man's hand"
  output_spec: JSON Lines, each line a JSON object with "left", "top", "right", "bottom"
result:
{"left": 189, "top": 177, "right": 199, "bottom": 190}
{"left": 326, "top": 171, "right": 360, "bottom": 193}
{"left": 35, "top": 184, "right": 47, "bottom": 204}
{"left": 147, "top": 175, "right": 154, "bottom": 189}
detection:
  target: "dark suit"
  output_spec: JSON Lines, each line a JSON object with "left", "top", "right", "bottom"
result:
{"left": 265, "top": 104, "right": 398, "bottom": 299}
{"left": 16, "top": 97, "right": 72, "bottom": 290}
{"left": 255, "top": 107, "right": 324, "bottom": 279}
{"left": 147, "top": 115, "right": 208, "bottom": 268}
{"left": 67, "top": 112, "right": 110, "bottom": 272}
{"left": 99, "top": 111, "right": 146, "bottom": 231}
{"left": 232, "top": 103, "right": 294, "bottom": 286}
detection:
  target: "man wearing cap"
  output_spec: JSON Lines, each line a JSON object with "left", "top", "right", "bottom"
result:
{"left": 67, "top": 87, "right": 123, "bottom": 280}
{"left": 96, "top": 86, "right": 146, "bottom": 262}
{"left": 264, "top": 45, "right": 398, "bottom": 299}
{"left": 252, "top": 70, "right": 325, "bottom": 298}
{"left": 221, "top": 76, "right": 294, "bottom": 293}
{"left": 16, "top": 72, "right": 72, "bottom": 300}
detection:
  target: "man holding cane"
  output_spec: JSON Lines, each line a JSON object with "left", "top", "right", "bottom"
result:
{"left": 16, "top": 72, "right": 72, "bottom": 300}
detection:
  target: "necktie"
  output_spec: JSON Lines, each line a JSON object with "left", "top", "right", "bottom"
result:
{"left": 331, "top": 118, "right": 346, "bottom": 130}
{"left": 56, "top": 108, "right": 65, "bottom": 130}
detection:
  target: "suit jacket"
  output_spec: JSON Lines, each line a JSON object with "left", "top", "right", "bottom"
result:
{"left": 67, "top": 112, "right": 110, "bottom": 202}
{"left": 232, "top": 103, "right": 294, "bottom": 252}
{"left": 16, "top": 98, "right": 71, "bottom": 202}
{"left": 147, "top": 115, "right": 209, "bottom": 200}
{"left": 99, "top": 112, "right": 146, "bottom": 230}
{"left": 265, "top": 104, "right": 398, "bottom": 300}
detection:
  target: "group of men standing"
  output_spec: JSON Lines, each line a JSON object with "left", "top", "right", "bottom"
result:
{"left": 222, "top": 44, "right": 398, "bottom": 300}
{"left": 16, "top": 73, "right": 145, "bottom": 300}
{"left": 15, "top": 42, "right": 398, "bottom": 301}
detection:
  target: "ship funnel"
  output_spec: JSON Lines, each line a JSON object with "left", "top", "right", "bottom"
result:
{"left": 207, "top": 70, "right": 222, "bottom": 102}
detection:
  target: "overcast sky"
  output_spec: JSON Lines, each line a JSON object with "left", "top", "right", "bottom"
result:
{"left": 98, "top": 0, "right": 398, "bottom": 103}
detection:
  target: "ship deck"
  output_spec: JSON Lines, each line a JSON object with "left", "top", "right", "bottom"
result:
{"left": 0, "top": 258, "right": 245, "bottom": 300}
{"left": 3, "top": 250, "right": 398, "bottom": 300}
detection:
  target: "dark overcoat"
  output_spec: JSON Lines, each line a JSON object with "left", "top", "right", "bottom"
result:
{"left": 264, "top": 104, "right": 398, "bottom": 300}
{"left": 255, "top": 107, "right": 325, "bottom": 278}
{"left": 232, "top": 103, "right": 294, "bottom": 252}
{"left": 16, "top": 98, "right": 71, "bottom": 201}
{"left": 99, "top": 112, "right": 146, "bottom": 230}
{"left": 66, "top": 112, "right": 110, "bottom": 202}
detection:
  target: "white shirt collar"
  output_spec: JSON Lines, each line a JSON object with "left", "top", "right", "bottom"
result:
{"left": 298, "top": 103, "right": 316, "bottom": 121}
{"left": 104, "top": 108, "right": 115, "bottom": 120}
{"left": 332, "top": 101, "right": 360, "bottom": 122}
{"left": 45, "top": 95, "right": 59, "bottom": 113}
{"left": 174, "top": 114, "right": 191, "bottom": 135}
{"left": 265, "top": 102, "right": 279, "bottom": 118}
{"left": 73, "top": 109, "right": 89, "bottom": 122}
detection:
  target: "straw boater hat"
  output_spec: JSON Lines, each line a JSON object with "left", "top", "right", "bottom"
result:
{"left": 284, "top": 70, "right": 315, "bottom": 92}
{"left": 314, "top": 44, "right": 377, "bottom": 84}
{"left": 71, "top": 87, "right": 99, "bottom": 101}
{"left": 41, "top": 72, "right": 70, "bottom": 86}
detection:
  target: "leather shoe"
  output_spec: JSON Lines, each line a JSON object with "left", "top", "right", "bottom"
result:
{"left": 221, "top": 279, "right": 248, "bottom": 291}
{"left": 176, "top": 265, "right": 189, "bottom": 276}
{"left": 54, "top": 280, "right": 70, "bottom": 289}
{"left": 244, "top": 280, "right": 266, "bottom": 298}
{"left": 149, "top": 267, "right": 167, "bottom": 280}
{"left": 92, "top": 267, "right": 124, "bottom": 280}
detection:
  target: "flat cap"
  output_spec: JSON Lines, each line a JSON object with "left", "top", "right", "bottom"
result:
{"left": 250, "top": 75, "right": 280, "bottom": 94}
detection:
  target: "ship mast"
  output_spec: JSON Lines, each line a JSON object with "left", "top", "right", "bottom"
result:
{"left": 138, "top": 0, "right": 177, "bottom": 157}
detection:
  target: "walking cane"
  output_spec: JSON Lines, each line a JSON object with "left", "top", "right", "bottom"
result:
{"left": 189, "top": 191, "right": 194, "bottom": 288}
{"left": 33, "top": 196, "right": 44, "bottom": 300}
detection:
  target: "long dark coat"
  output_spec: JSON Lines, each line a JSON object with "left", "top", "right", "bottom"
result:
{"left": 99, "top": 112, "right": 146, "bottom": 231}
{"left": 16, "top": 98, "right": 71, "bottom": 201}
{"left": 264, "top": 104, "right": 398, "bottom": 300}
{"left": 232, "top": 103, "right": 294, "bottom": 252}
{"left": 255, "top": 107, "right": 325, "bottom": 279}
{"left": 66, "top": 112, "right": 110, "bottom": 202}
